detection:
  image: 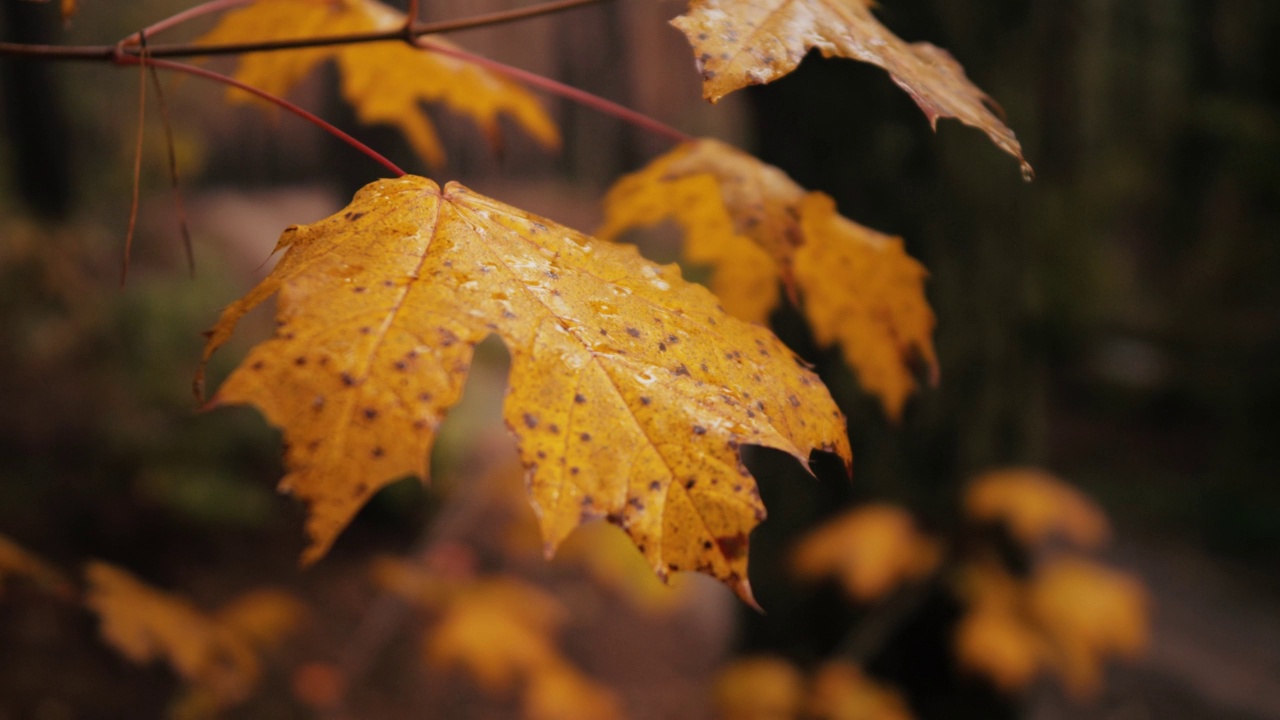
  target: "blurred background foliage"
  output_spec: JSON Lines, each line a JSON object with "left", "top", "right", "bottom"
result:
{"left": 1, "top": 0, "right": 1278, "bottom": 718}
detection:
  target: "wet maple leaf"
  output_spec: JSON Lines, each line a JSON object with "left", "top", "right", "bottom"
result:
{"left": 199, "top": 176, "right": 850, "bottom": 604}
{"left": 197, "top": 0, "right": 559, "bottom": 166}
{"left": 84, "top": 562, "right": 305, "bottom": 708}
{"left": 792, "top": 504, "right": 939, "bottom": 602}
{"left": 600, "top": 139, "right": 936, "bottom": 419}
{"left": 965, "top": 468, "right": 1111, "bottom": 550}
{"left": 671, "top": 0, "right": 1031, "bottom": 175}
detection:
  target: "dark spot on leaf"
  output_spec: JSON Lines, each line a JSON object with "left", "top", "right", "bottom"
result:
{"left": 359, "top": 326, "right": 371, "bottom": 335}
{"left": 418, "top": 392, "right": 433, "bottom": 402}
{"left": 648, "top": 481, "right": 661, "bottom": 491}
{"left": 382, "top": 279, "right": 395, "bottom": 287}
{"left": 363, "top": 407, "right": 379, "bottom": 420}
{"left": 789, "top": 394, "right": 801, "bottom": 407}
{"left": 702, "top": 540, "right": 713, "bottom": 550}
{"left": 658, "top": 342, "right": 667, "bottom": 352}
{"left": 580, "top": 432, "right": 591, "bottom": 442}
{"left": 251, "top": 360, "right": 265, "bottom": 371}
{"left": 693, "top": 425, "right": 706, "bottom": 435}
{"left": 354, "top": 286, "right": 366, "bottom": 294}
{"left": 570, "top": 467, "right": 580, "bottom": 475}
{"left": 536, "top": 450, "right": 546, "bottom": 459}
{"left": 439, "top": 328, "right": 458, "bottom": 347}
{"left": 294, "top": 356, "right": 307, "bottom": 366}
{"left": 714, "top": 533, "right": 749, "bottom": 561}
{"left": 312, "top": 395, "right": 325, "bottom": 411}
{"left": 523, "top": 413, "right": 538, "bottom": 429}
{"left": 700, "top": 363, "right": 709, "bottom": 373}
{"left": 345, "top": 211, "right": 364, "bottom": 221}
{"left": 341, "top": 373, "right": 356, "bottom": 386}
{"left": 626, "top": 327, "right": 641, "bottom": 338}
{"left": 667, "top": 335, "right": 679, "bottom": 344}
{"left": 574, "top": 393, "right": 586, "bottom": 404}
{"left": 600, "top": 328, "right": 608, "bottom": 335}
{"left": 354, "top": 482, "right": 368, "bottom": 497}
{"left": 672, "top": 364, "right": 690, "bottom": 377}
{"left": 640, "top": 396, "right": 651, "bottom": 405}
{"left": 685, "top": 479, "right": 696, "bottom": 489}
{"left": 548, "top": 423, "right": 560, "bottom": 434}
{"left": 394, "top": 360, "right": 407, "bottom": 371}
{"left": 371, "top": 446, "right": 384, "bottom": 458}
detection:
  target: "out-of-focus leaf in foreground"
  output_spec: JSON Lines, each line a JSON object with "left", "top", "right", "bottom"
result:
{"left": 200, "top": 176, "right": 850, "bottom": 605}
{"left": 600, "top": 139, "right": 937, "bottom": 420}
{"left": 197, "top": 0, "right": 559, "bottom": 166}
{"left": 671, "top": 0, "right": 1032, "bottom": 176}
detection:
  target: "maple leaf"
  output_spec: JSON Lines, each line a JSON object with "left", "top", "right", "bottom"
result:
{"left": 600, "top": 139, "right": 937, "bottom": 419}
{"left": 199, "top": 176, "right": 850, "bottom": 604}
{"left": 671, "top": 0, "right": 1032, "bottom": 176}
{"left": 792, "top": 504, "right": 939, "bottom": 602}
{"left": 965, "top": 468, "right": 1111, "bottom": 550}
{"left": 953, "top": 604, "right": 1046, "bottom": 692}
{"left": 84, "top": 562, "right": 305, "bottom": 708}
{"left": 197, "top": 0, "right": 560, "bottom": 166}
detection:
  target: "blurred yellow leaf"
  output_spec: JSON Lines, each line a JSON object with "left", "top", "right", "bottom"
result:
{"left": 214, "top": 588, "right": 308, "bottom": 653}
{"left": 0, "top": 534, "right": 70, "bottom": 598}
{"left": 1028, "top": 558, "right": 1149, "bottom": 699}
{"left": 84, "top": 562, "right": 304, "bottom": 709}
{"left": 714, "top": 656, "right": 806, "bottom": 720}
{"left": 524, "top": 661, "right": 624, "bottom": 720}
{"left": 600, "top": 139, "right": 937, "bottom": 419}
{"left": 807, "top": 661, "right": 913, "bottom": 720}
{"left": 793, "top": 504, "right": 940, "bottom": 602}
{"left": 953, "top": 605, "right": 1046, "bottom": 692}
{"left": 198, "top": 0, "right": 559, "bottom": 166}
{"left": 425, "top": 577, "right": 568, "bottom": 693}
{"left": 966, "top": 469, "right": 1110, "bottom": 549}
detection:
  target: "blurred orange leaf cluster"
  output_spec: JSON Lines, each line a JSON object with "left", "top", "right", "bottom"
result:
{"left": 965, "top": 468, "right": 1110, "bottom": 549}
{"left": 600, "top": 139, "right": 937, "bottom": 419}
{"left": 714, "top": 656, "right": 912, "bottom": 720}
{"left": 955, "top": 470, "right": 1148, "bottom": 698}
{"left": 375, "top": 558, "right": 623, "bottom": 720}
{"left": 792, "top": 504, "right": 940, "bottom": 602}
{"left": 0, "top": 533, "right": 71, "bottom": 599}
{"left": 197, "top": 0, "right": 559, "bottom": 166}
{"left": 84, "top": 562, "right": 306, "bottom": 714}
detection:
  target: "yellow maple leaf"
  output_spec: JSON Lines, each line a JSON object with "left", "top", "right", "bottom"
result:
{"left": 84, "top": 563, "right": 304, "bottom": 709}
{"left": 599, "top": 139, "right": 936, "bottom": 419}
{"left": 198, "top": 0, "right": 559, "bottom": 166}
{"left": 1028, "top": 557, "right": 1149, "bottom": 699}
{"left": 670, "top": 0, "right": 1031, "bottom": 175}
{"left": 965, "top": 468, "right": 1111, "bottom": 550}
{"left": 0, "top": 534, "right": 70, "bottom": 599}
{"left": 199, "top": 176, "right": 850, "bottom": 605}
{"left": 792, "top": 504, "right": 940, "bottom": 602}
{"left": 807, "top": 661, "right": 914, "bottom": 720}
{"left": 713, "top": 656, "right": 806, "bottom": 720}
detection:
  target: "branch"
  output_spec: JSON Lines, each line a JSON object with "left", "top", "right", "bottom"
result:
{"left": 0, "top": 0, "right": 608, "bottom": 61}
{"left": 132, "top": 57, "right": 407, "bottom": 177}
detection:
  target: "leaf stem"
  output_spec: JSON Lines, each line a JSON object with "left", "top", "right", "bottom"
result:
{"left": 415, "top": 37, "right": 693, "bottom": 145}
{"left": 135, "top": 57, "right": 407, "bottom": 177}
{"left": 120, "top": 0, "right": 256, "bottom": 46}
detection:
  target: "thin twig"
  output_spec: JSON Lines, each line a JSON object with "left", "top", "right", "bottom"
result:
{"left": 130, "top": 57, "right": 407, "bottom": 177}
{"left": 146, "top": 63, "right": 197, "bottom": 277}
{"left": 121, "top": 37, "right": 149, "bottom": 285}
{"left": 416, "top": 37, "right": 693, "bottom": 145}
{"left": 0, "top": 0, "right": 609, "bottom": 61}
